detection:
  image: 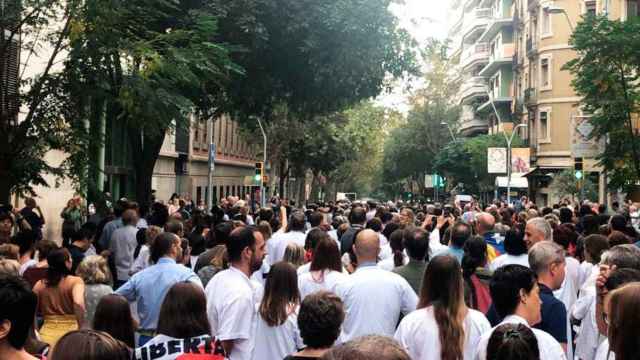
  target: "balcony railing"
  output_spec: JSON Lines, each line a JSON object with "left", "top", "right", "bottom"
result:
{"left": 526, "top": 37, "right": 537, "bottom": 57}
{"left": 461, "top": 42, "right": 490, "bottom": 67}
{"left": 489, "top": 43, "right": 515, "bottom": 62}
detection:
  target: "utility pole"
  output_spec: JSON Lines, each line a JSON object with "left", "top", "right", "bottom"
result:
{"left": 207, "top": 119, "right": 215, "bottom": 212}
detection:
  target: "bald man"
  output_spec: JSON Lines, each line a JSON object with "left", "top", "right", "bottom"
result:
{"left": 476, "top": 212, "right": 502, "bottom": 260}
{"left": 336, "top": 229, "right": 418, "bottom": 342}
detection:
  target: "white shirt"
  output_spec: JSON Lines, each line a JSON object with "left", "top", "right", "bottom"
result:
{"left": 297, "top": 263, "right": 311, "bottom": 275}
{"left": 573, "top": 265, "right": 602, "bottom": 360}
{"left": 19, "top": 259, "right": 37, "bottom": 275}
{"left": 336, "top": 264, "right": 418, "bottom": 342}
{"left": 252, "top": 304, "right": 304, "bottom": 360}
{"left": 489, "top": 253, "right": 529, "bottom": 271}
{"left": 475, "top": 315, "right": 566, "bottom": 360}
{"left": 378, "top": 254, "right": 409, "bottom": 271}
{"left": 298, "top": 269, "right": 350, "bottom": 300}
{"left": 429, "top": 229, "right": 447, "bottom": 255}
{"left": 134, "top": 334, "right": 226, "bottom": 359}
{"left": 206, "top": 266, "right": 263, "bottom": 360}
{"left": 131, "top": 245, "right": 150, "bottom": 275}
{"left": 395, "top": 307, "right": 491, "bottom": 360}
{"left": 268, "top": 231, "right": 306, "bottom": 265}
{"left": 554, "top": 256, "right": 580, "bottom": 313}
{"left": 595, "top": 339, "right": 614, "bottom": 360}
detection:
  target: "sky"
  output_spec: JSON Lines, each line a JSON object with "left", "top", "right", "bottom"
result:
{"left": 378, "top": 0, "right": 453, "bottom": 113}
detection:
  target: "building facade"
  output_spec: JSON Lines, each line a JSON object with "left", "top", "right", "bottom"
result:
{"left": 450, "top": 0, "right": 638, "bottom": 205}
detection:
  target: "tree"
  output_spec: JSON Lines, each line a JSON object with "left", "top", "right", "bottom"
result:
{"left": 0, "top": 0, "right": 83, "bottom": 203}
{"left": 564, "top": 15, "right": 640, "bottom": 193}
{"left": 433, "top": 134, "right": 524, "bottom": 195}
{"left": 214, "top": 0, "right": 418, "bottom": 122}
{"left": 551, "top": 169, "right": 598, "bottom": 202}
{"left": 64, "top": 0, "right": 240, "bottom": 210}
{"left": 379, "top": 38, "right": 460, "bottom": 197}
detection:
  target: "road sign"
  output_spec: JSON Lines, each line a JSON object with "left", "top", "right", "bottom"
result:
{"left": 424, "top": 175, "right": 433, "bottom": 188}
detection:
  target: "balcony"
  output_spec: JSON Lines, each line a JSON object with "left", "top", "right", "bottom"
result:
{"left": 461, "top": 8, "right": 492, "bottom": 42}
{"left": 460, "top": 76, "right": 488, "bottom": 104}
{"left": 526, "top": 37, "right": 537, "bottom": 57}
{"left": 459, "top": 106, "right": 489, "bottom": 137}
{"left": 460, "top": 42, "right": 490, "bottom": 69}
{"left": 479, "top": 43, "right": 515, "bottom": 76}
{"left": 478, "top": 7, "right": 514, "bottom": 43}
{"left": 524, "top": 88, "right": 537, "bottom": 107}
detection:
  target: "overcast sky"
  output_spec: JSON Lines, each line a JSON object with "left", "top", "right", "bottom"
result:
{"left": 378, "top": 0, "right": 452, "bottom": 113}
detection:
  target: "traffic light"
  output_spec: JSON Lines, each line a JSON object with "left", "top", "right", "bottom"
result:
{"left": 254, "top": 162, "right": 263, "bottom": 182}
{"left": 574, "top": 157, "right": 583, "bottom": 180}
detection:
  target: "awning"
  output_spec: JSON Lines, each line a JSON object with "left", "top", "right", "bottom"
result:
{"left": 495, "top": 176, "right": 529, "bottom": 188}
{"left": 522, "top": 166, "right": 570, "bottom": 178}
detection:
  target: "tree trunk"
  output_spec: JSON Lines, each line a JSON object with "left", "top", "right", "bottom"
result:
{"left": 127, "top": 124, "right": 165, "bottom": 214}
{"left": 278, "top": 159, "right": 287, "bottom": 198}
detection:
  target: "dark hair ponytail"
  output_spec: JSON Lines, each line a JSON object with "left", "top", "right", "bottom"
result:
{"left": 389, "top": 229, "right": 410, "bottom": 267}
{"left": 46, "top": 248, "right": 72, "bottom": 287}
{"left": 461, "top": 236, "right": 487, "bottom": 309}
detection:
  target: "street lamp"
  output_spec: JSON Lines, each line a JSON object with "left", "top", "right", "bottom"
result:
{"left": 506, "top": 123, "right": 528, "bottom": 205}
{"left": 254, "top": 117, "right": 268, "bottom": 208}
{"left": 543, "top": 5, "right": 575, "bottom": 32}
{"left": 440, "top": 122, "right": 457, "bottom": 142}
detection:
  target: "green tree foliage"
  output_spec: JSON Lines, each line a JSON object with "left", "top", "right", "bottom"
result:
{"left": 64, "top": 0, "right": 240, "bottom": 210}
{"left": 213, "top": 0, "right": 418, "bottom": 121}
{"left": 564, "top": 15, "right": 640, "bottom": 192}
{"left": 433, "top": 134, "right": 524, "bottom": 195}
{"left": 0, "top": 0, "right": 83, "bottom": 203}
{"left": 380, "top": 39, "right": 460, "bottom": 197}
{"left": 550, "top": 169, "right": 598, "bottom": 202}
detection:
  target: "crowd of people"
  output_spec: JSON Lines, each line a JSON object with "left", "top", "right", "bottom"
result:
{"left": 1, "top": 193, "right": 640, "bottom": 360}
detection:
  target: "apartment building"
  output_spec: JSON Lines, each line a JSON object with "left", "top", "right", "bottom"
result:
{"left": 451, "top": 0, "right": 638, "bottom": 205}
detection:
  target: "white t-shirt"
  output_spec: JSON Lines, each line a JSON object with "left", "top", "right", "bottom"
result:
{"left": 489, "top": 253, "right": 529, "bottom": 271}
{"left": 268, "top": 231, "right": 306, "bottom": 265}
{"left": 298, "top": 269, "right": 350, "bottom": 300}
{"left": 252, "top": 304, "right": 304, "bottom": 360}
{"left": 336, "top": 264, "right": 418, "bottom": 342}
{"left": 554, "top": 256, "right": 580, "bottom": 312}
{"left": 131, "top": 245, "right": 150, "bottom": 275}
{"left": 134, "top": 334, "right": 227, "bottom": 360}
{"left": 297, "top": 263, "right": 311, "bottom": 276}
{"left": 595, "top": 338, "right": 614, "bottom": 360}
{"left": 205, "top": 266, "right": 263, "bottom": 360}
{"left": 475, "top": 315, "right": 567, "bottom": 360}
{"left": 395, "top": 307, "right": 491, "bottom": 360}
{"left": 574, "top": 265, "right": 603, "bottom": 360}
{"left": 378, "top": 254, "right": 409, "bottom": 271}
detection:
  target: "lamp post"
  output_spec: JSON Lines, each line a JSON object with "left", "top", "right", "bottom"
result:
{"left": 484, "top": 88, "right": 528, "bottom": 204}
{"left": 440, "top": 122, "right": 457, "bottom": 142}
{"left": 506, "top": 124, "right": 528, "bottom": 205}
{"left": 255, "top": 117, "right": 267, "bottom": 208}
{"left": 543, "top": 5, "right": 574, "bottom": 32}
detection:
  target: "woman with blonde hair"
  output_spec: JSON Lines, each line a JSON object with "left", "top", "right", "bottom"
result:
{"left": 283, "top": 244, "right": 306, "bottom": 269}
{"left": 76, "top": 255, "right": 113, "bottom": 325}
{"left": 394, "top": 255, "right": 491, "bottom": 360}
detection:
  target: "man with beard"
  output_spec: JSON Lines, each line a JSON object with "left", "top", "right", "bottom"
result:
{"left": 116, "top": 232, "right": 202, "bottom": 346}
{"left": 205, "top": 226, "right": 266, "bottom": 360}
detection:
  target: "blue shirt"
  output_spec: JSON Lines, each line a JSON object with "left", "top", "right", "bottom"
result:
{"left": 484, "top": 232, "right": 504, "bottom": 255}
{"left": 99, "top": 218, "right": 122, "bottom": 250}
{"left": 533, "top": 283, "right": 567, "bottom": 344}
{"left": 115, "top": 257, "right": 203, "bottom": 330}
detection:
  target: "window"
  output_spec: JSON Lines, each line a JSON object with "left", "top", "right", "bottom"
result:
{"left": 538, "top": 110, "right": 551, "bottom": 143}
{"left": 540, "top": 57, "right": 551, "bottom": 90}
{"left": 585, "top": 1, "right": 597, "bottom": 15}
{"left": 541, "top": 8, "right": 552, "bottom": 37}
{"left": 628, "top": 0, "right": 639, "bottom": 19}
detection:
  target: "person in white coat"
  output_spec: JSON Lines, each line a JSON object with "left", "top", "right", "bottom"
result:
{"left": 394, "top": 254, "right": 490, "bottom": 360}
{"left": 336, "top": 229, "right": 417, "bottom": 342}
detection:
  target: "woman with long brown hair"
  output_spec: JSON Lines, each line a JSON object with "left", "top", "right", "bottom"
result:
{"left": 33, "top": 248, "right": 85, "bottom": 347}
{"left": 93, "top": 294, "right": 136, "bottom": 348}
{"left": 252, "top": 261, "right": 303, "bottom": 360}
{"left": 135, "top": 282, "right": 226, "bottom": 359}
{"left": 394, "top": 255, "right": 491, "bottom": 360}
{"left": 298, "top": 236, "right": 348, "bottom": 300}
{"left": 607, "top": 282, "right": 640, "bottom": 360}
